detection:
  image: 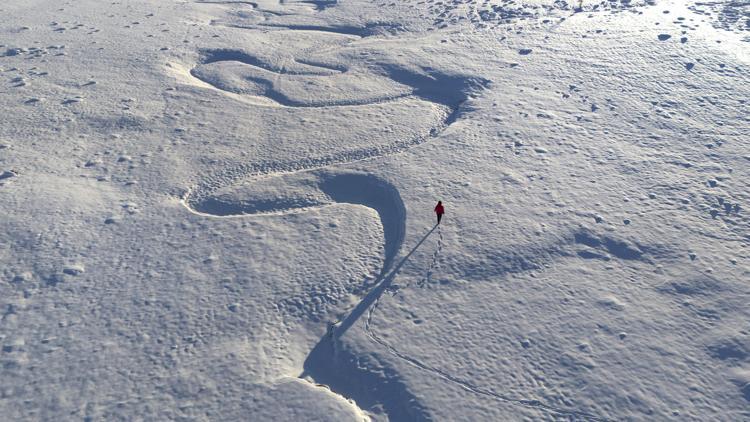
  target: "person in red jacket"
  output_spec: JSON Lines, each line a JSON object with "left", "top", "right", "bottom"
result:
{"left": 434, "top": 201, "right": 444, "bottom": 225}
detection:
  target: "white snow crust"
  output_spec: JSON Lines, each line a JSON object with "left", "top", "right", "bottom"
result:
{"left": 1, "top": 0, "right": 748, "bottom": 420}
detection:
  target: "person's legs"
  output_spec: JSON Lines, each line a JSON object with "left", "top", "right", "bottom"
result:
{"left": 437, "top": 213, "right": 442, "bottom": 224}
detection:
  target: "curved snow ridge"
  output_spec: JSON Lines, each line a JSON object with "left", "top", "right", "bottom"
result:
{"left": 180, "top": 63, "right": 489, "bottom": 214}
{"left": 189, "top": 50, "right": 422, "bottom": 108}
{"left": 181, "top": 109, "right": 450, "bottom": 215}
{"left": 282, "top": 0, "right": 339, "bottom": 13}
{"left": 295, "top": 377, "right": 373, "bottom": 421}
{"left": 196, "top": 48, "right": 347, "bottom": 76}
{"left": 196, "top": 0, "right": 340, "bottom": 20}
{"left": 182, "top": 68, "right": 491, "bottom": 214}
{"left": 206, "top": 16, "right": 401, "bottom": 37}
{"left": 185, "top": 170, "right": 405, "bottom": 268}
{"left": 196, "top": 0, "right": 260, "bottom": 7}
{"left": 179, "top": 2, "right": 491, "bottom": 416}
{"left": 288, "top": 177, "right": 434, "bottom": 420}
{"left": 181, "top": 170, "right": 420, "bottom": 419}
{"left": 301, "top": 334, "right": 431, "bottom": 421}
{"left": 253, "top": 22, "right": 404, "bottom": 37}
{"left": 175, "top": 65, "right": 487, "bottom": 417}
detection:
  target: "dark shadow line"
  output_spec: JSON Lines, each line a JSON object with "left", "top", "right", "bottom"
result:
{"left": 197, "top": 0, "right": 259, "bottom": 7}
{"left": 333, "top": 224, "right": 437, "bottom": 338}
{"left": 296, "top": 225, "right": 435, "bottom": 420}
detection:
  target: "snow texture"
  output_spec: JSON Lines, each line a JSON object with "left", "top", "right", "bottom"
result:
{"left": 1, "top": 0, "right": 749, "bottom": 420}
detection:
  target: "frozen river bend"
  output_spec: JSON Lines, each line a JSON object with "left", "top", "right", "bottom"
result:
{"left": 1, "top": 0, "right": 749, "bottom": 420}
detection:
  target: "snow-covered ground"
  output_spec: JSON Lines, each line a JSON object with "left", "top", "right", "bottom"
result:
{"left": 1, "top": 0, "right": 748, "bottom": 420}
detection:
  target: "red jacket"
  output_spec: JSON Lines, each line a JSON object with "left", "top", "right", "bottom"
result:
{"left": 434, "top": 203, "right": 444, "bottom": 215}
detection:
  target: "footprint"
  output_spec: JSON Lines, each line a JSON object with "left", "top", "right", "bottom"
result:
{"left": 62, "top": 96, "right": 84, "bottom": 105}
{"left": 0, "top": 170, "right": 18, "bottom": 181}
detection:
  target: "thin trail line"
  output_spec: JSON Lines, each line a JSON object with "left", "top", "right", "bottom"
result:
{"left": 364, "top": 226, "right": 611, "bottom": 422}
{"left": 417, "top": 225, "right": 443, "bottom": 288}
{"left": 388, "top": 225, "right": 443, "bottom": 295}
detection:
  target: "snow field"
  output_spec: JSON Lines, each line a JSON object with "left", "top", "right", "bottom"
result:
{"left": 1, "top": 0, "right": 749, "bottom": 420}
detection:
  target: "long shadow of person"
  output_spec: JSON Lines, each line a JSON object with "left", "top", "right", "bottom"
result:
{"left": 300, "top": 224, "right": 439, "bottom": 419}
{"left": 331, "top": 223, "right": 437, "bottom": 338}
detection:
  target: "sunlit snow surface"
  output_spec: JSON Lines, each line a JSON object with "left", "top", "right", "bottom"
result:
{"left": 0, "top": 0, "right": 748, "bottom": 420}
